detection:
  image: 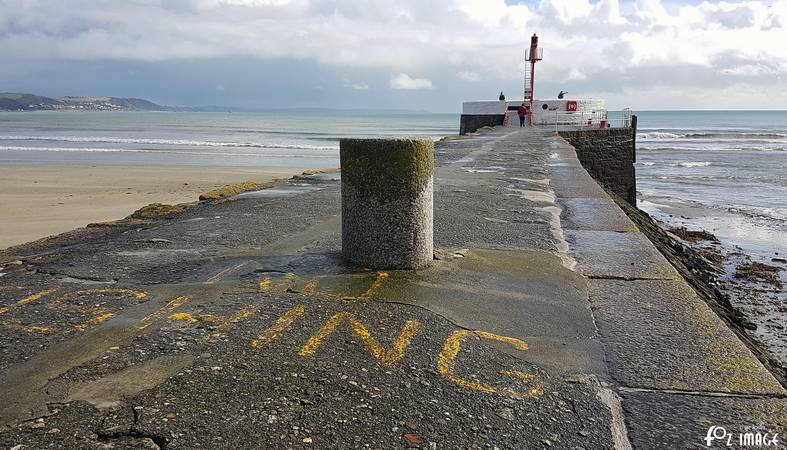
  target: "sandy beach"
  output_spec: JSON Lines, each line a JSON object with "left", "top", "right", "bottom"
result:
{"left": 0, "top": 165, "right": 310, "bottom": 250}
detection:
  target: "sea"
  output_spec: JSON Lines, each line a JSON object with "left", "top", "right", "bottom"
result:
{"left": 634, "top": 111, "right": 787, "bottom": 267}
{"left": 0, "top": 109, "right": 785, "bottom": 267}
{"left": 0, "top": 111, "right": 454, "bottom": 168}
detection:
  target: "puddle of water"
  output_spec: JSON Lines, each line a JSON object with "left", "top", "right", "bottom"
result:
{"left": 235, "top": 185, "right": 322, "bottom": 199}
{"left": 462, "top": 168, "right": 500, "bottom": 174}
{"left": 510, "top": 177, "right": 550, "bottom": 185}
{"left": 115, "top": 249, "right": 200, "bottom": 257}
{"left": 506, "top": 188, "right": 556, "bottom": 204}
{"left": 68, "top": 355, "right": 194, "bottom": 409}
{"left": 308, "top": 172, "right": 341, "bottom": 181}
{"left": 59, "top": 276, "right": 116, "bottom": 285}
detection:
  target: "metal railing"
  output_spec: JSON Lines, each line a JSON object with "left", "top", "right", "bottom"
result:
{"left": 537, "top": 108, "right": 634, "bottom": 131}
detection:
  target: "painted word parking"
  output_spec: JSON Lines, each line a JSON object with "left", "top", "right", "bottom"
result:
{"left": 0, "top": 271, "right": 545, "bottom": 401}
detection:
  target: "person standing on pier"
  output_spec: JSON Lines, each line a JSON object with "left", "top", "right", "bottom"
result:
{"left": 517, "top": 103, "right": 528, "bottom": 127}
{"left": 499, "top": 92, "right": 505, "bottom": 101}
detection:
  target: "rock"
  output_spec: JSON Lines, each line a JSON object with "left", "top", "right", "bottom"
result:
{"left": 541, "top": 439, "right": 553, "bottom": 447}
{"left": 303, "top": 437, "right": 313, "bottom": 444}
{"left": 579, "top": 430, "right": 590, "bottom": 437}
{"left": 403, "top": 433, "right": 422, "bottom": 445}
{"left": 497, "top": 408, "right": 515, "bottom": 421}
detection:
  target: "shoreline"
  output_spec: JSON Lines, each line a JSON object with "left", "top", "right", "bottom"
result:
{"left": 0, "top": 164, "right": 312, "bottom": 250}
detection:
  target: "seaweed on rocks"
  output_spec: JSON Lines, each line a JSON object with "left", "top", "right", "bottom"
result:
{"left": 735, "top": 262, "right": 784, "bottom": 289}
{"left": 668, "top": 226, "right": 719, "bottom": 243}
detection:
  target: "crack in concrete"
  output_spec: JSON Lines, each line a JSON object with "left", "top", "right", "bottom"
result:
{"left": 618, "top": 385, "right": 787, "bottom": 399}
{"left": 95, "top": 405, "right": 169, "bottom": 449}
{"left": 377, "top": 298, "right": 470, "bottom": 332}
{"left": 587, "top": 275, "right": 676, "bottom": 281}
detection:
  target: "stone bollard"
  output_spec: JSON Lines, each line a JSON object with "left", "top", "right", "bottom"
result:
{"left": 340, "top": 137, "right": 435, "bottom": 270}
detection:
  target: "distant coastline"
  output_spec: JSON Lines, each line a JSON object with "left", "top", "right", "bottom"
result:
{"left": 0, "top": 92, "right": 172, "bottom": 112}
{"left": 0, "top": 92, "right": 243, "bottom": 112}
{"left": 0, "top": 93, "right": 435, "bottom": 114}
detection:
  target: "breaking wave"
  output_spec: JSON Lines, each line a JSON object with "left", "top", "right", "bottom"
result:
{"left": 639, "top": 131, "right": 787, "bottom": 140}
{"left": 672, "top": 161, "right": 712, "bottom": 168}
{"left": 0, "top": 146, "right": 335, "bottom": 158}
{"left": 0, "top": 135, "right": 337, "bottom": 151}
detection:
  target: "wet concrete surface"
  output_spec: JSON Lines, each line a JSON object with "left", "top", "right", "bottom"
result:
{"left": 0, "top": 128, "right": 784, "bottom": 449}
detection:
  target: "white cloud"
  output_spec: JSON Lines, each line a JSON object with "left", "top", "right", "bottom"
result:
{"left": 0, "top": 0, "right": 785, "bottom": 108}
{"left": 389, "top": 73, "right": 434, "bottom": 90}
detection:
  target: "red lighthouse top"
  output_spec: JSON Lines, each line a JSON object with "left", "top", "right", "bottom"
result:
{"left": 526, "top": 34, "right": 543, "bottom": 61}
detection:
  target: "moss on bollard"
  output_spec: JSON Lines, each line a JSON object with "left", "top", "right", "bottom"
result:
{"left": 340, "top": 138, "right": 435, "bottom": 204}
{"left": 340, "top": 137, "right": 435, "bottom": 270}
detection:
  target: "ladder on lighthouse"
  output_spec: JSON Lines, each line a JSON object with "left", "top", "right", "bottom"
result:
{"left": 523, "top": 66, "right": 533, "bottom": 103}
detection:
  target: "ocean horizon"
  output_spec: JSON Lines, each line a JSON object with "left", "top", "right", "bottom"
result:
{"left": 1, "top": 109, "right": 785, "bottom": 264}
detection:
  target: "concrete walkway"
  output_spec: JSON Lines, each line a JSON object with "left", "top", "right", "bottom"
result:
{"left": 0, "top": 128, "right": 784, "bottom": 449}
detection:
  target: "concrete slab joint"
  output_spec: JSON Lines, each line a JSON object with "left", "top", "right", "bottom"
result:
{"left": 340, "top": 137, "right": 435, "bottom": 270}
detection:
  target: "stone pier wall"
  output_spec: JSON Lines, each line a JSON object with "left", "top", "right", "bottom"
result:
{"left": 459, "top": 114, "right": 505, "bottom": 135}
{"left": 558, "top": 127, "right": 637, "bottom": 205}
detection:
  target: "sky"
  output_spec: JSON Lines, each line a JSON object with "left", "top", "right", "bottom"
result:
{"left": 1, "top": 0, "right": 786, "bottom": 112}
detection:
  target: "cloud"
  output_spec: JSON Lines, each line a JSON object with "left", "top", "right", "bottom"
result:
{"left": 389, "top": 73, "right": 434, "bottom": 90}
{"left": 0, "top": 0, "right": 785, "bottom": 109}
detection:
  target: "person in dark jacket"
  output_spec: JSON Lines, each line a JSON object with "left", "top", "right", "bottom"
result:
{"left": 499, "top": 92, "right": 505, "bottom": 101}
{"left": 517, "top": 103, "right": 528, "bottom": 127}
{"left": 558, "top": 90, "right": 567, "bottom": 99}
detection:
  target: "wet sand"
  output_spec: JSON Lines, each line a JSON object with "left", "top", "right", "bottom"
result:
{"left": 0, "top": 165, "right": 311, "bottom": 250}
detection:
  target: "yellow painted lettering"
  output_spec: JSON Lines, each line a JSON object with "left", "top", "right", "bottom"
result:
{"left": 341, "top": 272, "right": 389, "bottom": 301}
{"left": 136, "top": 296, "right": 191, "bottom": 330}
{"left": 437, "top": 330, "right": 543, "bottom": 398}
{"left": 299, "top": 312, "right": 420, "bottom": 367}
{"left": 251, "top": 305, "right": 306, "bottom": 349}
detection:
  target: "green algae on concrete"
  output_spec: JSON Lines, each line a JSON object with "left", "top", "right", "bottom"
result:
{"left": 199, "top": 181, "right": 273, "bottom": 202}
{"left": 131, "top": 202, "right": 187, "bottom": 219}
{"left": 340, "top": 138, "right": 435, "bottom": 204}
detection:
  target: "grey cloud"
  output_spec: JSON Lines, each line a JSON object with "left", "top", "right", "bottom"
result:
{"left": 0, "top": 0, "right": 784, "bottom": 110}
{"left": 704, "top": 6, "right": 756, "bottom": 29}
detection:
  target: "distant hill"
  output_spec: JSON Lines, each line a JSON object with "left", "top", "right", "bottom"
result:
{"left": 0, "top": 93, "right": 171, "bottom": 111}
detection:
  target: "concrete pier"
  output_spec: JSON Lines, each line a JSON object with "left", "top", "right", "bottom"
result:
{"left": 340, "top": 137, "right": 434, "bottom": 269}
{"left": 0, "top": 127, "right": 784, "bottom": 449}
